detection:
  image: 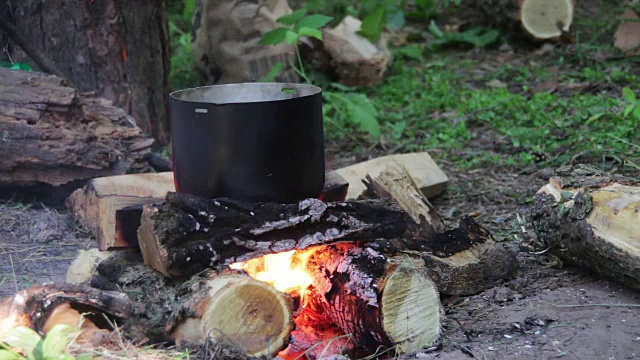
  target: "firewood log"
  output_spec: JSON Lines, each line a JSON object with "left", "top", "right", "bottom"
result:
{"left": 90, "top": 250, "right": 293, "bottom": 357}
{"left": 167, "top": 270, "right": 294, "bottom": 357}
{"left": 532, "top": 165, "right": 640, "bottom": 291}
{"left": 363, "top": 164, "right": 518, "bottom": 295}
{"left": 0, "top": 68, "right": 153, "bottom": 190}
{"left": 66, "top": 170, "right": 348, "bottom": 250}
{"left": 304, "top": 244, "right": 441, "bottom": 355}
{"left": 66, "top": 172, "right": 175, "bottom": 250}
{"left": 0, "top": 283, "right": 131, "bottom": 342}
{"left": 466, "top": 0, "right": 575, "bottom": 41}
{"left": 137, "top": 193, "right": 414, "bottom": 278}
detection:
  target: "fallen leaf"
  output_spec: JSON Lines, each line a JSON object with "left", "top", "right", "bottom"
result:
{"left": 487, "top": 79, "right": 507, "bottom": 89}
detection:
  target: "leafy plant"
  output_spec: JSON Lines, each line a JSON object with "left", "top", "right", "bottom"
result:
{"left": 259, "top": 9, "right": 332, "bottom": 83}
{"left": 168, "top": 0, "right": 200, "bottom": 90}
{"left": 259, "top": 9, "right": 382, "bottom": 140}
{"left": 621, "top": 87, "right": 640, "bottom": 120}
{"left": 0, "top": 325, "right": 90, "bottom": 360}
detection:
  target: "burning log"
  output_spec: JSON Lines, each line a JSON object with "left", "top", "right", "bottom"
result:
{"left": 363, "top": 164, "right": 518, "bottom": 295}
{"left": 137, "top": 192, "right": 413, "bottom": 278}
{"left": 532, "top": 165, "right": 640, "bottom": 291}
{"left": 300, "top": 244, "right": 440, "bottom": 356}
{"left": 90, "top": 250, "right": 294, "bottom": 357}
{"left": 0, "top": 68, "right": 153, "bottom": 191}
{"left": 0, "top": 283, "right": 132, "bottom": 343}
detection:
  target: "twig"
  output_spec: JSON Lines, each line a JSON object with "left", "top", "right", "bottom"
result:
{"left": 541, "top": 300, "right": 640, "bottom": 308}
{"left": 0, "top": 14, "right": 73, "bottom": 85}
{"left": 9, "top": 254, "right": 18, "bottom": 293}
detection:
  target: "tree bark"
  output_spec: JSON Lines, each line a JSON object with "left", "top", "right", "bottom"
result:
{"left": 1, "top": 0, "right": 171, "bottom": 143}
{"left": 532, "top": 166, "right": 640, "bottom": 292}
{"left": 0, "top": 68, "right": 153, "bottom": 190}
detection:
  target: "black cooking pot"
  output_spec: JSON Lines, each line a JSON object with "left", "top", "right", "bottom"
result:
{"left": 169, "top": 83, "right": 325, "bottom": 203}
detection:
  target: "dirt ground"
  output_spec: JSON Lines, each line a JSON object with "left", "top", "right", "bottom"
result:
{"left": 1, "top": 159, "right": 639, "bottom": 359}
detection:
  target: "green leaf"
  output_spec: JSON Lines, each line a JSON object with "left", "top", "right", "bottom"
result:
{"left": 41, "top": 324, "right": 75, "bottom": 358}
{"left": 395, "top": 45, "right": 424, "bottom": 61}
{"left": 297, "top": 27, "right": 323, "bottom": 40}
{"left": 386, "top": 10, "right": 405, "bottom": 30}
{"left": 284, "top": 30, "right": 300, "bottom": 44}
{"left": 260, "top": 62, "right": 284, "bottom": 82}
{"left": 622, "top": 87, "right": 636, "bottom": 103}
{"left": 358, "top": 6, "right": 386, "bottom": 43}
{"left": 1, "top": 327, "right": 43, "bottom": 360}
{"left": 0, "top": 350, "right": 26, "bottom": 360}
{"left": 294, "top": 14, "right": 333, "bottom": 31}
{"left": 391, "top": 121, "right": 406, "bottom": 140}
{"left": 624, "top": 104, "right": 635, "bottom": 118}
{"left": 428, "top": 20, "right": 444, "bottom": 38}
{"left": 259, "top": 28, "right": 289, "bottom": 46}
{"left": 344, "top": 94, "right": 381, "bottom": 139}
{"left": 633, "top": 105, "right": 640, "bottom": 120}
{"left": 277, "top": 9, "right": 308, "bottom": 25}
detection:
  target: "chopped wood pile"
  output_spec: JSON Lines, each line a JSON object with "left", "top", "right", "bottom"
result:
{"left": 0, "top": 68, "right": 154, "bottom": 194}
{"left": 0, "top": 153, "right": 518, "bottom": 359}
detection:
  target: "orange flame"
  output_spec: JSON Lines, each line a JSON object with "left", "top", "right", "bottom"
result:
{"left": 230, "top": 249, "right": 316, "bottom": 302}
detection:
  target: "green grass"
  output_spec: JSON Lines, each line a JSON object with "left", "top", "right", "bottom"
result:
{"left": 331, "top": 52, "right": 640, "bottom": 170}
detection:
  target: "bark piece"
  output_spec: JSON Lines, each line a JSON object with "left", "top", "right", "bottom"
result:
{"left": 532, "top": 169, "right": 640, "bottom": 291}
{"left": 0, "top": 283, "right": 132, "bottom": 341}
{"left": 168, "top": 271, "right": 294, "bottom": 357}
{"left": 335, "top": 152, "right": 448, "bottom": 200}
{"left": 362, "top": 163, "right": 446, "bottom": 233}
{"left": 0, "top": 68, "right": 153, "bottom": 188}
{"left": 364, "top": 165, "right": 518, "bottom": 295}
{"left": 137, "top": 192, "right": 414, "bottom": 278}
{"left": 66, "top": 249, "right": 112, "bottom": 285}
{"left": 66, "top": 172, "right": 176, "bottom": 250}
{"left": 2, "top": 0, "right": 171, "bottom": 142}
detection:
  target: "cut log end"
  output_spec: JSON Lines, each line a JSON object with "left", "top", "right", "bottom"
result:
{"left": 519, "top": 0, "right": 575, "bottom": 39}
{"left": 381, "top": 262, "right": 441, "bottom": 352}
{"left": 171, "top": 273, "right": 294, "bottom": 357}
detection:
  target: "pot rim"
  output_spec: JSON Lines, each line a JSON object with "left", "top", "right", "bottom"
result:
{"left": 169, "top": 82, "right": 322, "bottom": 105}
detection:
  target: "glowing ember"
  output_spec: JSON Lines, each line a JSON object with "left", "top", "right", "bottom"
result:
{"left": 230, "top": 249, "right": 316, "bottom": 301}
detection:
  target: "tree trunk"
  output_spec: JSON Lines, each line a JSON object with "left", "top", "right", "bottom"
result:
{"left": 1, "top": 0, "right": 171, "bottom": 143}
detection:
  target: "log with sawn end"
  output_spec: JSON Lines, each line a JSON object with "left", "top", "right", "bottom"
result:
{"left": 532, "top": 165, "right": 640, "bottom": 291}
{"left": 137, "top": 192, "right": 415, "bottom": 278}
{"left": 362, "top": 163, "right": 518, "bottom": 295}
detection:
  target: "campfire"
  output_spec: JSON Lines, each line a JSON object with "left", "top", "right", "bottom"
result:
{"left": 230, "top": 249, "right": 316, "bottom": 302}
{"left": 1, "top": 154, "right": 521, "bottom": 359}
